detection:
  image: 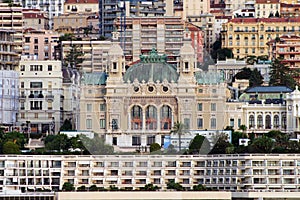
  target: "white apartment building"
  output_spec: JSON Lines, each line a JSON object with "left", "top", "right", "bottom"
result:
{"left": 2, "top": 154, "right": 300, "bottom": 193}
{"left": 13, "top": 0, "right": 65, "bottom": 29}
{"left": 0, "top": 30, "right": 19, "bottom": 128}
{"left": 17, "top": 60, "right": 63, "bottom": 134}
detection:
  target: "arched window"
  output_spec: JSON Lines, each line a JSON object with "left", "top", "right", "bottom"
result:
{"left": 161, "top": 105, "right": 172, "bottom": 130}
{"left": 274, "top": 115, "right": 279, "bottom": 129}
{"left": 265, "top": 115, "right": 271, "bottom": 129}
{"left": 146, "top": 105, "right": 157, "bottom": 130}
{"left": 131, "top": 105, "right": 142, "bottom": 130}
{"left": 257, "top": 115, "right": 263, "bottom": 128}
{"left": 249, "top": 115, "right": 255, "bottom": 128}
{"left": 282, "top": 114, "right": 287, "bottom": 129}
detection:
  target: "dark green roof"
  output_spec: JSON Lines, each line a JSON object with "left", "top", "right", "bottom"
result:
{"left": 124, "top": 49, "right": 178, "bottom": 83}
{"left": 246, "top": 86, "right": 292, "bottom": 93}
{"left": 81, "top": 72, "right": 107, "bottom": 85}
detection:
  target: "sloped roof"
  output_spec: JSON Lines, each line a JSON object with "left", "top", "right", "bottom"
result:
{"left": 195, "top": 71, "right": 224, "bottom": 85}
{"left": 246, "top": 86, "right": 293, "bottom": 93}
{"left": 123, "top": 49, "right": 179, "bottom": 83}
{"left": 81, "top": 72, "right": 107, "bottom": 85}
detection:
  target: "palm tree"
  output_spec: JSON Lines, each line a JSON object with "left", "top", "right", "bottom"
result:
{"left": 170, "top": 122, "right": 186, "bottom": 151}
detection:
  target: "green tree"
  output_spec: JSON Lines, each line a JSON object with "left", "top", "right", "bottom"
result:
{"left": 239, "top": 125, "right": 247, "bottom": 133}
{"left": 193, "top": 184, "right": 207, "bottom": 191}
{"left": 150, "top": 143, "right": 161, "bottom": 153}
{"left": 234, "top": 67, "right": 263, "bottom": 87}
{"left": 3, "top": 141, "right": 20, "bottom": 154}
{"left": 60, "top": 119, "right": 73, "bottom": 131}
{"left": 77, "top": 185, "right": 86, "bottom": 191}
{"left": 269, "top": 58, "right": 296, "bottom": 89}
{"left": 89, "top": 185, "right": 98, "bottom": 191}
{"left": 250, "top": 136, "right": 274, "bottom": 153}
{"left": 209, "top": 133, "right": 233, "bottom": 154}
{"left": 80, "top": 135, "right": 114, "bottom": 155}
{"left": 216, "top": 48, "right": 234, "bottom": 60}
{"left": 232, "top": 131, "right": 248, "bottom": 147}
{"left": 164, "top": 144, "right": 178, "bottom": 155}
{"left": 167, "top": 180, "right": 184, "bottom": 191}
{"left": 109, "top": 185, "right": 119, "bottom": 191}
{"left": 2, "top": 131, "right": 26, "bottom": 150}
{"left": 142, "top": 183, "right": 159, "bottom": 191}
{"left": 170, "top": 122, "right": 186, "bottom": 151}
{"left": 62, "top": 182, "right": 75, "bottom": 191}
{"left": 64, "top": 44, "right": 84, "bottom": 69}
{"left": 45, "top": 134, "right": 69, "bottom": 152}
{"left": 188, "top": 134, "right": 210, "bottom": 154}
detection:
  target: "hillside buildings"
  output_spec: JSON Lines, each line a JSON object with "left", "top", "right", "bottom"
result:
{"left": 3, "top": 154, "right": 300, "bottom": 193}
{"left": 0, "top": 30, "right": 19, "bottom": 127}
{"left": 221, "top": 17, "right": 300, "bottom": 59}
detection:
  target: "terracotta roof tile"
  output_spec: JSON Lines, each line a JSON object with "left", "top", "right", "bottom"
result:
{"left": 65, "top": 0, "right": 98, "bottom": 4}
{"left": 23, "top": 13, "right": 45, "bottom": 19}
{"left": 256, "top": 0, "right": 280, "bottom": 3}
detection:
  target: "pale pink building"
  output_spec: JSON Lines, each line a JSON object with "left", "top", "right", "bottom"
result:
{"left": 22, "top": 29, "right": 60, "bottom": 61}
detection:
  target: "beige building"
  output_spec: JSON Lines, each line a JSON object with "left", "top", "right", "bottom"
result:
{"left": 182, "top": 0, "right": 210, "bottom": 20}
{"left": 60, "top": 40, "right": 113, "bottom": 73}
{"left": 53, "top": 13, "right": 91, "bottom": 34}
{"left": 23, "top": 9, "right": 49, "bottom": 30}
{"left": 0, "top": 3, "right": 23, "bottom": 56}
{"left": 64, "top": 0, "right": 98, "bottom": 14}
{"left": 221, "top": 17, "right": 300, "bottom": 59}
{"left": 114, "top": 16, "right": 202, "bottom": 65}
{"left": 255, "top": 0, "right": 281, "bottom": 18}
{"left": 3, "top": 154, "right": 300, "bottom": 193}
{"left": 17, "top": 60, "right": 63, "bottom": 134}
{"left": 22, "top": 30, "right": 60, "bottom": 61}
{"left": 76, "top": 35, "right": 227, "bottom": 151}
{"left": 267, "top": 35, "right": 300, "bottom": 69}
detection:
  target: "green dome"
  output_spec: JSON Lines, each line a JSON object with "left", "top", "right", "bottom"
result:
{"left": 123, "top": 49, "right": 179, "bottom": 83}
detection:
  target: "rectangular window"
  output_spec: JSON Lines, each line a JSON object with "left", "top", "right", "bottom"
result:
{"left": 184, "top": 62, "right": 189, "bottom": 70}
{"left": 113, "top": 62, "right": 117, "bottom": 70}
{"left": 197, "top": 118, "right": 203, "bottom": 129}
{"left": 86, "top": 119, "right": 92, "bottom": 129}
{"left": 100, "top": 119, "right": 106, "bottom": 129}
{"left": 238, "top": 119, "right": 241, "bottom": 127}
{"left": 197, "top": 103, "right": 203, "bottom": 111}
{"left": 112, "top": 137, "right": 117, "bottom": 145}
{"left": 132, "top": 136, "right": 141, "bottom": 146}
{"left": 48, "top": 65, "right": 52, "bottom": 71}
{"left": 211, "top": 103, "right": 216, "bottom": 111}
{"left": 211, "top": 118, "right": 216, "bottom": 129}
{"left": 100, "top": 104, "right": 106, "bottom": 111}
{"left": 25, "top": 37, "right": 30, "bottom": 43}
{"left": 87, "top": 104, "right": 92, "bottom": 112}
{"left": 20, "top": 65, "right": 25, "bottom": 71}
{"left": 20, "top": 82, "right": 24, "bottom": 88}
{"left": 112, "top": 119, "right": 118, "bottom": 130}
{"left": 184, "top": 118, "right": 190, "bottom": 129}
{"left": 147, "top": 135, "right": 155, "bottom": 145}
{"left": 30, "top": 82, "right": 42, "bottom": 88}
{"left": 230, "top": 118, "right": 234, "bottom": 127}
{"left": 34, "top": 38, "right": 38, "bottom": 44}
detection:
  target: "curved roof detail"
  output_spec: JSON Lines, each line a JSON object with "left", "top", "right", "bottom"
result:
{"left": 123, "top": 49, "right": 179, "bottom": 83}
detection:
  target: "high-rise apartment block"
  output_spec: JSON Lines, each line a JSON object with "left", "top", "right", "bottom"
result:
{"left": 0, "top": 3, "right": 23, "bottom": 56}
{"left": 23, "top": 30, "right": 59, "bottom": 61}
{"left": 99, "top": 0, "right": 174, "bottom": 38}
{"left": 114, "top": 16, "right": 204, "bottom": 65}
{"left": 13, "top": 0, "right": 65, "bottom": 29}
{"left": 0, "top": 30, "right": 19, "bottom": 127}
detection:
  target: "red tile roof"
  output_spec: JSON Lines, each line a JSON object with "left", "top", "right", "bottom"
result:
{"left": 229, "top": 17, "right": 300, "bottom": 23}
{"left": 65, "top": 0, "right": 98, "bottom": 3}
{"left": 256, "top": 0, "right": 280, "bottom": 3}
{"left": 281, "top": 3, "right": 300, "bottom": 8}
{"left": 23, "top": 13, "right": 45, "bottom": 19}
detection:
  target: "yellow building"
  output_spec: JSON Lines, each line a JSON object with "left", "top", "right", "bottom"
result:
{"left": 222, "top": 17, "right": 300, "bottom": 59}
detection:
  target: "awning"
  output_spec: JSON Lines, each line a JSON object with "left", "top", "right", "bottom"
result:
{"left": 92, "top": 169, "right": 104, "bottom": 173}
{"left": 78, "top": 161, "right": 90, "bottom": 164}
